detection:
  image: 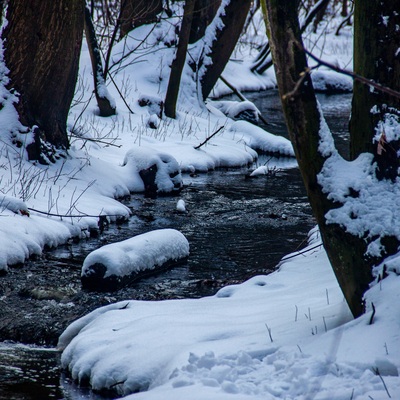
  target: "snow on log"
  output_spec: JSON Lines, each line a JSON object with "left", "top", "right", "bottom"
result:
{"left": 81, "top": 229, "right": 189, "bottom": 291}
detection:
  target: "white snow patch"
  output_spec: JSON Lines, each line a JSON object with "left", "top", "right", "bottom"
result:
{"left": 176, "top": 199, "right": 186, "bottom": 213}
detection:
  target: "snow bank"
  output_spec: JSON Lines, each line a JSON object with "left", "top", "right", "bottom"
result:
{"left": 0, "top": 211, "right": 80, "bottom": 271}
{"left": 81, "top": 229, "right": 189, "bottom": 290}
{"left": 60, "top": 228, "right": 400, "bottom": 399}
{"left": 230, "top": 121, "right": 295, "bottom": 156}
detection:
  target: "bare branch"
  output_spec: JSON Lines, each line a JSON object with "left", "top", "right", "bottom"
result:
{"left": 303, "top": 46, "right": 400, "bottom": 100}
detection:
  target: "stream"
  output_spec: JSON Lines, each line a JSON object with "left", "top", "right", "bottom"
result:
{"left": 0, "top": 90, "right": 351, "bottom": 399}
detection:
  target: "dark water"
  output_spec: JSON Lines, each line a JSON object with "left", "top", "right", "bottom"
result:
{"left": 0, "top": 90, "right": 351, "bottom": 399}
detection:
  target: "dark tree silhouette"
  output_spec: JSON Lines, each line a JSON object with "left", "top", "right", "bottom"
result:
{"left": 3, "top": 0, "right": 84, "bottom": 163}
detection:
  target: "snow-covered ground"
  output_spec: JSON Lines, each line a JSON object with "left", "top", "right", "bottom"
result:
{"left": 2, "top": 3, "right": 400, "bottom": 399}
{"left": 0, "top": 3, "right": 352, "bottom": 271}
{"left": 59, "top": 228, "right": 400, "bottom": 399}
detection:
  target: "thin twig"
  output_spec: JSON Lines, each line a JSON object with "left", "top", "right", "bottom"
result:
{"left": 70, "top": 132, "right": 122, "bottom": 148}
{"left": 282, "top": 67, "right": 317, "bottom": 100}
{"left": 280, "top": 243, "right": 323, "bottom": 262}
{"left": 106, "top": 70, "right": 134, "bottom": 114}
{"left": 373, "top": 368, "right": 392, "bottom": 398}
{"left": 27, "top": 207, "right": 128, "bottom": 219}
{"left": 265, "top": 323, "right": 273, "bottom": 343}
{"left": 369, "top": 302, "right": 376, "bottom": 325}
{"left": 194, "top": 126, "right": 224, "bottom": 150}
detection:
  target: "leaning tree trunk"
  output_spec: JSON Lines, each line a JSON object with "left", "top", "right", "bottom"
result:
{"left": 349, "top": 0, "right": 400, "bottom": 180}
{"left": 84, "top": 5, "right": 116, "bottom": 117}
{"left": 189, "top": 0, "right": 220, "bottom": 44}
{"left": 119, "top": 0, "right": 162, "bottom": 39}
{"left": 199, "top": 0, "right": 252, "bottom": 101}
{"left": 3, "top": 0, "right": 84, "bottom": 163}
{"left": 265, "top": 0, "right": 373, "bottom": 317}
{"left": 164, "top": 0, "right": 196, "bottom": 119}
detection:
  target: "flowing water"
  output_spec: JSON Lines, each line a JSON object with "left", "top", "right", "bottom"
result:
{"left": 0, "top": 90, "right": 351, "bottom": 399}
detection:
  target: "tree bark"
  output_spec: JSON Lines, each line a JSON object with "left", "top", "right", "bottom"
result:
{"left": 199, "top": 0, "right": 251, "bottom": 100}
{"left": 119, "top": 0, "right": 162, "bottom": 39}
{"left": 84, "top": 5, "right": 116, "bottom": 117}
{"left": 189, "top": 0, "right": 221, "bottom": 44}
{"left": 3, "top": 0, "right": 84, "bottom": 163}
{"left": 265, "top": 0, "right": 373, "bottom": 317}
{"left": 164, "top": 0, "right": 196, "bottom": 119}
{"left": 349, "top": 0, "right": 400, "bottom": 168}
{"left": 252, "top": 0, "right": 331, "bottom": 75}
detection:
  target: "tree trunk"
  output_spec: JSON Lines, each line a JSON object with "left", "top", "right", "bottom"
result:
{"left": 84, "top": 5, "right": 116, "bottom": 117}
{"left": 3, "top": 0, "right": 84, "bottom": 163}
{"left": 349, "top": 0, "right": 400, "bottom": 173}
{"left": 252, "top": 0, "right": 331, "bottom": 75}
{"left": 119, "top": 0, "right": 162, "bottom": 39}
{"left": 199, "top": 0, "right": 251, "bottom": 100}
{"left": 189, "top": 0, "right": 220, "bottom": 44}
{"left": 265, "top": 0, "right": 373, "bottom": 317}
{"left": 341, "top": 0, "right": 348, "bottom": 17}
{"left": 164, "top": 0, "right": 196, "bottom": 119}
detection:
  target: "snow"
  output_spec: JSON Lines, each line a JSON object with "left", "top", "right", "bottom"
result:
{"left": 210, "top": 100, "right": 260, "bottom": 122}
{"left": 122, "top": 146, "right": 183, "bottom": 193}
{"left": 59, "top": 229, "right": 400, "bottom": 399}
{"left": 1, "top": 3, "right": 399, "bottom": 400}
{"left": 176, "top": 199, "right": 186, "bottom": 213}
{"left": 81, "top": 228, "right": 189, "bottom": 281}
{"left": 249, "top": 165, "right": 270, "bottom": 176}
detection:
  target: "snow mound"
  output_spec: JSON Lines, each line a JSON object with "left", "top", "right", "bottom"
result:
{"left": 0, "top": 194, "right": 29, "bottom": 215}
{"left": 250, "top": 166, "right": 270, "bottom": 177}
{"left": 81, "top": 228, "right": 189, "bottom": 290}
{"left": 229, "top": 121, "right": 294, "bottom": 156}
{"left": 122, "top": 146, "right": 183, "bottom": 194}
{"left": 211, "top": 100, "right": 260, "bottom": 124}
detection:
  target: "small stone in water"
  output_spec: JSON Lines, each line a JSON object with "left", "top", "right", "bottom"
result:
{"left": 176, "top": 199, "right": 186, "bottom": 213}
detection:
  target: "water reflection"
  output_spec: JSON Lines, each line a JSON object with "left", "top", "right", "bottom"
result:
{"left": 0, "top": 343, "right": 62, "bottom": 399}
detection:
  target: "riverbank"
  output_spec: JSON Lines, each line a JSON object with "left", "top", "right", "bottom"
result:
{"left": 0, "top": 163, "right": 313, "bottom": 346}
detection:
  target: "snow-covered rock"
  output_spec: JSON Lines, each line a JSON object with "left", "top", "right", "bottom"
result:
{"left": 176, "top": 199, "right": 186, "bottom": 213}
{"left": 81, "top": 229, "right": 190, "bottom": 290}
{"left": 122, "top": 146, "right": 183, "bottom": 196}
{"left": 211, "top": 100, "right": 260, "bottom": 124}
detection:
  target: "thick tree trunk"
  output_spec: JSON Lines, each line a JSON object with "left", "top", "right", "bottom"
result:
{"left": 3, "top": 0, "right": 84, "bottom": 163}
{"left": 199, "top": 0, "right": 251, "bottom": 100}
{"left": 265, "top": 0, "right": 373, "bottom": 317}
{"left": 349, "top": 0, "right": 400, "bottom": 169}
{"left": 119, "top": 0, "right": 162, "bottom": 39}
{"left": 84, "top": 5, "right": 116, "bottom": 117}
{"left": 164, "top": 0, "right": 196, "bottom": 119}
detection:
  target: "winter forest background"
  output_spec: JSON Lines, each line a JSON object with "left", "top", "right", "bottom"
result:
{"left": 0, "top": 1, "right": 400, "bottom": 399}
